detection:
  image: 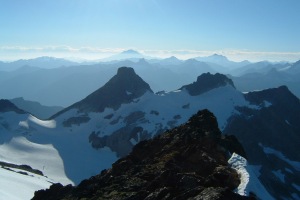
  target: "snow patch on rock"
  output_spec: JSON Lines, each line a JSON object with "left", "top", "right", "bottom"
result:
{"left": 260, "top": 144, "right": 300, "bottom": 171}
{"left": 228, "top": 153, "right": 274, "bottom": 199}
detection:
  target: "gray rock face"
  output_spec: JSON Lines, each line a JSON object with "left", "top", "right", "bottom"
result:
{"left": 89, "top": 111, "right": 151, "bottom": 157}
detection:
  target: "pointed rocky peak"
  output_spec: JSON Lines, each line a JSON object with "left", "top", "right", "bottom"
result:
{"left": 64, "top": 67, "right": 153, "bottom": 113}
{"left": 181, "top": 72, "right": 235, "bottom": 96}
{"left": 0, "top": 99, "right": 26, "bottom": 114}
{"left": 33, "top": 109, "right": 249, "bottom": 200}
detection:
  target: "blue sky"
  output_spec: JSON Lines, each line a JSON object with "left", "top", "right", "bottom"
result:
{"left": 1, "top": 0, "right": 300, "bottom": 61}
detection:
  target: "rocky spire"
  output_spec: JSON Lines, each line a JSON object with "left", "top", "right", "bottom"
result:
{"left": 53, "top": 67, "right": 153, "bottom": 115}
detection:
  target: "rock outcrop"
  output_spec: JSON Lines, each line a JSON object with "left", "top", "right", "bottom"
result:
{"left": 33, "top": 110, "right": 251, "bottom": 200}
{"left": 180, "top": 72, "right": 235, "bottom": 96}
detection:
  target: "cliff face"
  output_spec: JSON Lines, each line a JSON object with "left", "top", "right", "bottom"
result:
{"left": 33, "top": 110, "right": 251, "bottom": 200}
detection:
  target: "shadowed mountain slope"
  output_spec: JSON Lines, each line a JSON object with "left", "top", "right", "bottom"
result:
{"left": 52, "top": 67, "right": 153, "bottom": 117}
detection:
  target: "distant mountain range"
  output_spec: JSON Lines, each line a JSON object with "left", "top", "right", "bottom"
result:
{"left": 194, "top": 54, "right": 251, "bottom": 69}
{"left": 0, "top": 56, "right": 81, "bottom": 71}
{"left": 0, "top": 51, "right": 298, "bottom": 107}
{"left": 230, "top": 60, "right": 300, "bottom": 96}
{"left": 0, "top": 67, "right": 299, "bottom": 199}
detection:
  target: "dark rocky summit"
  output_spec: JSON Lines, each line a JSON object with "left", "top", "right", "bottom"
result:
{"left": 181, "top": 72, "right": 235, "bottom": 96}
{"left": 52, "top": 67, "right": 153, "bottom": 116}
{"left": 33, "top": 110, "right": 252, "bottom": 200}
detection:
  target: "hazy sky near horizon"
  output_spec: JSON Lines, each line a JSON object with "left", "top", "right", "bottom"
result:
{"left": 1, "top": 0, "right": 300, "bottom": 61}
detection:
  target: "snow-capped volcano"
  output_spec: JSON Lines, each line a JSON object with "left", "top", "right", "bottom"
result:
{"left": 101, "top": 49, "right": 153, "bottom": 62}
{"left": 0, "top": 67, "right": 299, "bottom": 199}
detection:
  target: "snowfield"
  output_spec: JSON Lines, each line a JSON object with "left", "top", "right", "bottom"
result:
{"left": 0, "top": 166, "right": 52, "bottom": 200}
{"left": 0, "top": 84, "right": 277, "bottom": 199}
{"left": 0, "top": 136, "right": 72, "bottom": 185}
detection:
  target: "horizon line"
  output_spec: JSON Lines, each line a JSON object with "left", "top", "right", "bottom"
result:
{"left": 1, "top": 45, "right": 300, "bottom": 62}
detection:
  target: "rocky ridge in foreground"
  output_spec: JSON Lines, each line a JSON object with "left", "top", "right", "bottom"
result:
{"left": 33, "top": 110, "right": 252, "bottom": 200}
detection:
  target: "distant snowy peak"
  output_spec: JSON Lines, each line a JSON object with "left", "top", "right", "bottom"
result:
{"left": 102, "top": 49, "right": 154, "bottom": 62}
{"left": 55, "top": 67, "right": 153, "bottom": 114}
{"left": 0, "top": 99, "right": 26, "bottom": 114}
{"left": 117, "top": 49, "right": 143, "bottom": 59}
{"left": 181, "top": 72, "right": 235, "bottom": 96}
{"left": 121, "top": 49, "right": 141, "bottom": 55}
